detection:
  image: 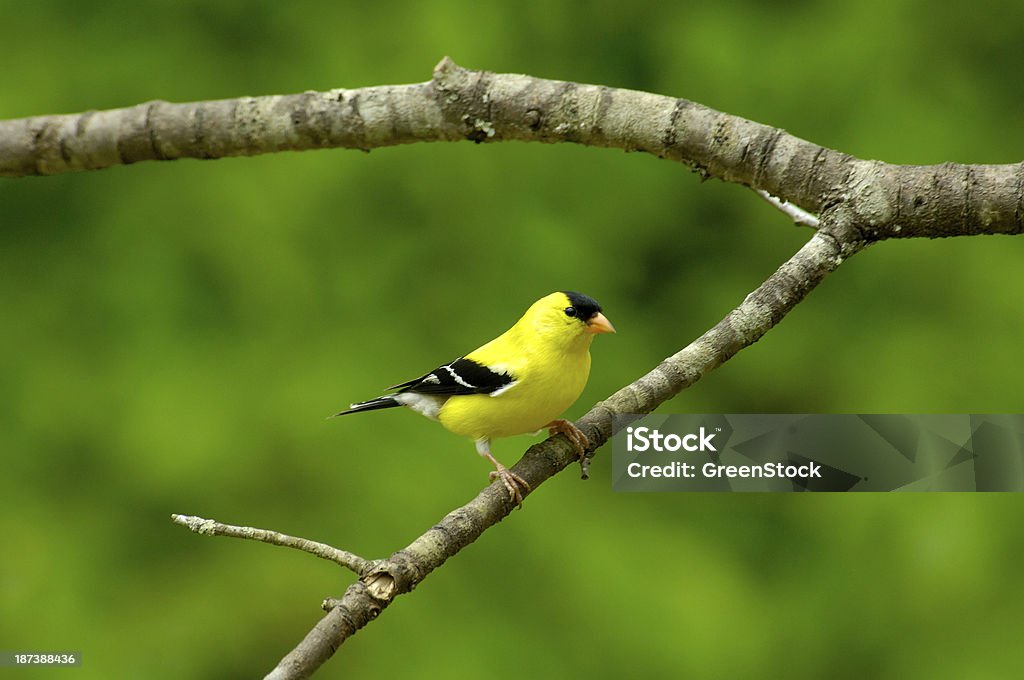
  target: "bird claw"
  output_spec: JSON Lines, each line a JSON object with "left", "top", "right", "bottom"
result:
{"left": 546, "top": 419, "right": 589, "bottom": 458}
{"left": 489, "top": 465, "right": 530, "bottom": 509}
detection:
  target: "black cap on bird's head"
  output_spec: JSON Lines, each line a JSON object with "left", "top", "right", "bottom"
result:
{"left": 561, "top": 291, "right": 615, "bottom": 334}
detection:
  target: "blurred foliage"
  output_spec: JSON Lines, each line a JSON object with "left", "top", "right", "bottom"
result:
{"left": 2, "top": 1, "right": 1024, "bottom": 678}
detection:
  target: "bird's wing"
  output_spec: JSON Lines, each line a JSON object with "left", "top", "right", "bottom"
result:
{"left": 390, "top": 357, "right": 517, "bottom": 396}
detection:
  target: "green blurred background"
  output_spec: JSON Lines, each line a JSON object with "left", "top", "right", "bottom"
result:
{"left": 3, "top": 1, "right": 1023, "bottom": 678}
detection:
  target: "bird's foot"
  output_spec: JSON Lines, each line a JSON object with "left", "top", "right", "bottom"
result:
{"left": 546, "top": 419, "right": 592, "bottom": 479}
{"left": 488, "top": 464, "right": 530, "bottom": 509}
{"left": 546, "top": 419, "right": 589, "bottom": 458}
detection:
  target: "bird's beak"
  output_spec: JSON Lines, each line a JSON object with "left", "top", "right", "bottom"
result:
{"left": 586, "top": 312, "right": 616, "bottom": 334}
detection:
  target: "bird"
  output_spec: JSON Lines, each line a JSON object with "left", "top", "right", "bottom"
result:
{"left": 332, "top": 291, "right": 615, "bottom": 507}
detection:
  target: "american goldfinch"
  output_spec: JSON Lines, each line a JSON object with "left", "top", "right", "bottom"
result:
{"left": 333, "top": 291, "right": 615, "bottom": 506}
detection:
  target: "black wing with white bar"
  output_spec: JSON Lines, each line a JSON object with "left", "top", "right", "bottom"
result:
{"left": 390, "top": 357, "right": 515, "bottom": 396}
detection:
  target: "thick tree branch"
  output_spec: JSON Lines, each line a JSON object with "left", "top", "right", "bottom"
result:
{"left": 3, "top": 58, "right": 1022, "bottom": 240}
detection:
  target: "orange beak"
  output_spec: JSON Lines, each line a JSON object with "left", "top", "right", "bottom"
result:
{"left": 586, "top": 312, "right": 616, "bottom": 334}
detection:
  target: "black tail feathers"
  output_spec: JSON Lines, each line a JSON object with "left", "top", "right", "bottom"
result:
{"left": 330, "top": 396, "right": 401, "bottom": 418}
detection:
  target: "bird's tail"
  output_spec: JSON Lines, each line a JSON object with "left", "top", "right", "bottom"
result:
{"left": 330, "top": 396, "right": 401, "bottom": 417}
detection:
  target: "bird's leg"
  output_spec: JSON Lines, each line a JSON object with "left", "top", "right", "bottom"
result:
{"left": 476, "top": 438, "right": 530, "bottom": 509}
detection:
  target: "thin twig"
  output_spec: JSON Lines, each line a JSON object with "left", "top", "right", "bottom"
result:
{"left": 755, "top": 188, "right": 821, "bottom": 228}
{"left": 171, "top": 514, "right": 370, "bottom": 575}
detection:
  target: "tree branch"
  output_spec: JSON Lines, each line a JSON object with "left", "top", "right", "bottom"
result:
{"left": 3, "top": 58, "right": 1021, "bottom": 241}
{"left": 170, "top": 514, "right": 370, "bottom": 576}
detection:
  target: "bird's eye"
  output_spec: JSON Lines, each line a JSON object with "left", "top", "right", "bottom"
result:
{"left": 564, "top": 307, "right": 577, "bottom": 317}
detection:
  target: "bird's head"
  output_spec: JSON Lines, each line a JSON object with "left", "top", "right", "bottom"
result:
{"left": 524, "top": 291, "right": 615, "bottom": 348}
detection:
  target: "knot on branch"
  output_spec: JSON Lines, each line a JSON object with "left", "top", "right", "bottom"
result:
{"left": 361, "top": 562, "right": 400, "bottom": 601}
{"left": 431, "top": 57, "right": 501, "bottom": 143}
{"left": 432, "top": 56, "right": 463, "bottom": 82}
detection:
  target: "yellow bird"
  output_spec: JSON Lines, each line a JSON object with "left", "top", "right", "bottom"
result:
{"left": 333, "top": 291, "right": 615, "bottom": 506}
